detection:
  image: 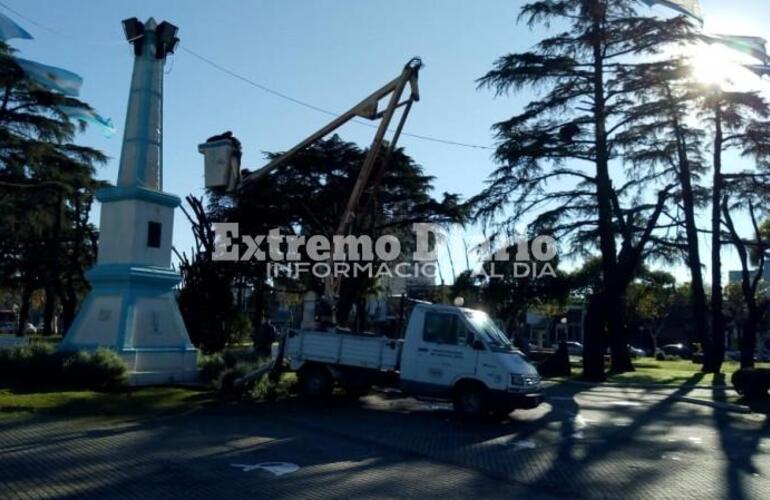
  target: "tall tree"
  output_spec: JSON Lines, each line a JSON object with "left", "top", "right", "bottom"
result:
{"left": 195, "top": 135, "right": 465, "bottom": 339}
{"left": 0, "top": 41, "right": 106, "bottom": 335}
{"left": 698, "top": 89, "right": 770, "bottom": 372}
{"left": 721, "top": 132, "right": 770, "bottom": 368}
{"left": 472, "top": 0, "right": 694, "bottom": 379}
{"left": 615, "top": 60, "right": 712, "bottom": 368}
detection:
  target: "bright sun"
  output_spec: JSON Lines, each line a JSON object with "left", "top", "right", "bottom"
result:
{"left": 688, "top": 40, "right": 762, "bottom": 91}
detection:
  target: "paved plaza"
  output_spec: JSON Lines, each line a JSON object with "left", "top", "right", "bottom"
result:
{"left": 1, "top": 382, "right": 768, "bottom": 499}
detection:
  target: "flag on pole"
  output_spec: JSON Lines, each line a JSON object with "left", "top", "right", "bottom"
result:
{"left": 59, "top": 105, "right": 116, "bottom": 138}
{"left": 639, "top": 0, "right": 703, "bottom": 23}
{"left": 744, "top": 65, "right": 770, "bottom": 78}
{"left": 0, "top": 12, "right": 32, "bottom": 41}
{"left": 13, "top": 58, "right": 82, "bottom": 97}
{"left": 699, "top": 34, "right": 769, "bottom": 64}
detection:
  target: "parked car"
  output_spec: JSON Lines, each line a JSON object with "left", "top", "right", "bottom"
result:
{"left": 556, "top": 341, "right": 583, "bottom": 356}
{"left": 0, "top": 310, "right": 16, "bottom": 335}
{"left": 628, "top": 345, "right": 646, "bottom": 358}
{"left": 660, "top": 343, "right": 692, "bottom": 359}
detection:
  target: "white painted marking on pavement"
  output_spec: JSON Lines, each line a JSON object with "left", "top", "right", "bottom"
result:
{"left": 509, "top": 439, "right": 537, "bottom": 451}
{"left": 231, "top": 462, "right": 300, "bottom": 475}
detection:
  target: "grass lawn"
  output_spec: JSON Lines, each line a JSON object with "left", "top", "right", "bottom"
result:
{"left": 0, "top": 371, "right": 298, "bottom": 422}
{"left": 0, "top": 386, "right": 216, "bottom": 421}
{"left": 607, "top": 358, "right": 744, "bottom": 386}
{"left": 563, "top": 357, "right": 770, "bottom": 386}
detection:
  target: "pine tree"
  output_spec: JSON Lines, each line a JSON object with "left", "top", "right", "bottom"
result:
{"left": 0, "top": 41, "right": 106, "bottom": 335}
{"left": 699, "top": 89, "right": 770, "bottom": 372}
{"left": 472, "top": 0, "right": 695, "bottom": 379}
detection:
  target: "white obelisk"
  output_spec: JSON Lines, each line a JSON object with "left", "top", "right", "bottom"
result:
{"left": 62, "top": 18, "right": 198, "bottom": 384}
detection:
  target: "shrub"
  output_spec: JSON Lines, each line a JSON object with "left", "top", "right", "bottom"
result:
{"left": 217, "top": 366, "right": 248, "bottom": 397}
{"left": 198, "top": 353, "right": 226, "bottom": 384}
{"left": 0, "top": 344, "right": 128, "bottom": 391}
{"left": 63, "top": 349, "right": 129, "bottom": 390}
{"left": 732, "top": 368, "right": 770, "bottom": 401}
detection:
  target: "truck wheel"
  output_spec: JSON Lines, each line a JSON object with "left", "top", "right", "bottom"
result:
{"left": 453, "top": 383, "right": 488, "bottom": 418}
{"left": 298, "top": 366, "right": 333, "bottom": 400}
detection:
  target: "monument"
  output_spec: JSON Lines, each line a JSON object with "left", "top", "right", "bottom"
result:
{"left": 61, "top": 18, "right": 198, "bottom": 384}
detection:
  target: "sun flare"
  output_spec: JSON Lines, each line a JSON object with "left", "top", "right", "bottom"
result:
{"left": 688, "top": 39, "right": 763, "bottom": 91}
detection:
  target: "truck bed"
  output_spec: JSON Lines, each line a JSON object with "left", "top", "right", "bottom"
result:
{"left": 285, "top": 329, "right": 401, "bottom": 371}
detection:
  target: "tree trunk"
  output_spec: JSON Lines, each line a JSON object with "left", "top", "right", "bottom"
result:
{"left": 583, "top": 7, "right": 617, "bottom": 380}
{"left": 582, "top": 292, "right": 607, "bottom": 381}
{"left": 60, "top": 285, "right": 77, "bottom": 334}
{"left": 710, "top": 103, "right": 725, "bottom": 373}
{"left": 42, "top": 286, "right": 56, "bottom": 335}
{"left": 43, "top": 194, "right": 64, "bottom": 336}
{"left": 740, "top": 319, "right": 756, "bottom": 369}
{"left": 16, "top": 278, "right": 32, "bottom": 337}
{"left": 670, "top": 104, "right": 710, "bottom": 370}
{"left": 608, "top": 292, "right": 634, "bottom": 373}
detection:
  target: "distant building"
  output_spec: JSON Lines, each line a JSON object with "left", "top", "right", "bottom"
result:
{"left": 727, "top": 266, "right": 770, "bottom": 289}
{"left": 525, "top": 306, "right": 585, "bottom": 348}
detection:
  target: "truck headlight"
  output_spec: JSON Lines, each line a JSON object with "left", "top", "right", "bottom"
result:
{"left": 510, "top": 374, "right": 540, "bottom": 387}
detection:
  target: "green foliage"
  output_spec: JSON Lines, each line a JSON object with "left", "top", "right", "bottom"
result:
{"left": 0, "top": 344, "right": 128, "bottom": 391}
{"left": 184, "top": 134, "right": 467, "bottom": 333}
{"left": 200, "top": 347, "right": 295, "bottom": 401}
{"left": 0, "top": 40, "right": 107, "bottom": 335}
{"left": 0, "top": 387, "right": 213, "bottom": 420}
{"left": 62, "top": 349, "right": 129, "bottom": 390}
{"left": 197, "top": 353, "right": 226, "bottom": 384}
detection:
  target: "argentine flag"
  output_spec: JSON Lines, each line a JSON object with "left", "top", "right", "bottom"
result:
{"left": 14, "top": 57, "right": 82, "bottom": 97}
{"left": 59, "top": 105, "right": 116, "bottom": 138}
{"left": 0, "top": 12, "right": 32, "bottom": 41}
{"left": 701, "top": 35, "right": 769, "bottom": 65}
{"left": 639, "top": 0, "right": 703, "bottom": 23}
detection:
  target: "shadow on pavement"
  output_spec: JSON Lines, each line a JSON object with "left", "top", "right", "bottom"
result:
{"left": 712, "top": 374, "right": 769, "bottom": 500}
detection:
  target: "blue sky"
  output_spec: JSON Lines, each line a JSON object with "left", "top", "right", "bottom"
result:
{"left": 2, "top": 0, "right": 769, "bottom": 285}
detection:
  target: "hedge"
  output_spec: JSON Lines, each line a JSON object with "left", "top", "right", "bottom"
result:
{"left": 0, "top": 343, "right": 129, "bottom": 391}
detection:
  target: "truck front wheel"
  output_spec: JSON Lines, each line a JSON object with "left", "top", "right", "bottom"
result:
{"left": 298, "top": 365, "right": 333, "bottom": 400}
{"left": 453, "top": 383, "right": 488, "bottom": 418}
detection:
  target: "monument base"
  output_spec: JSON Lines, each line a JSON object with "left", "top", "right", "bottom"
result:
{"left": 61, "top": 263, "right": 199, "bottom": 385}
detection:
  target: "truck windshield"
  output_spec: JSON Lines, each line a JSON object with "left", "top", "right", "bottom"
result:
{"left": 465, "top": 311, "right": 513, "bottom": 351}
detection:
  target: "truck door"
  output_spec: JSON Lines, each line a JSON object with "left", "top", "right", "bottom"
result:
{"left": 405, "top": 310, "right": 478, "bottom": 395}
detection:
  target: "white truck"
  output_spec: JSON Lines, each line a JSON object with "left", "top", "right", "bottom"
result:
{"left": 278, "top": 302, "right": 543, "bottom": 418}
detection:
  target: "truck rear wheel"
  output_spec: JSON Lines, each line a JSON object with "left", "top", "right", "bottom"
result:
{"left": 453, "top": 383, "right": 488, "bottom": 418}
{"left": 298, "top": 365, "right": 333, "bottom": 400}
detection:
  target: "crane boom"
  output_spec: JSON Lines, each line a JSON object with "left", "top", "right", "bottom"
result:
{"left": 199, "top": 57, "right": 423, "bottom": 323}
{"left": 241, "top": 57, "right": 421, "bottom": 189}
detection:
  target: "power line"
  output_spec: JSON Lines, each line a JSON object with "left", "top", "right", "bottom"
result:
{"left": 179, "top": 45, "right": 495, "bottom": 151}
{"left": 0, "top": 0, "right": 127, "bottom": 46}
{"left": 0, "top": 1, "right": 495, "bottom": 151}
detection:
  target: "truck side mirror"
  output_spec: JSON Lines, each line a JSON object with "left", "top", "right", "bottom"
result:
{"left": 472, "top": 339, "right": 485, "bottom": 351}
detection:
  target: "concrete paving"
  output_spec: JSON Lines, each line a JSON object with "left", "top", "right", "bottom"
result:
{"left": 1, "top": 382, "right": 768, "bottom": 499}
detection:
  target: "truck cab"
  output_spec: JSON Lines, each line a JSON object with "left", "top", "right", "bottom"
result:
{"left": 399, "top": 304, "right": 543, "bottom": 417}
